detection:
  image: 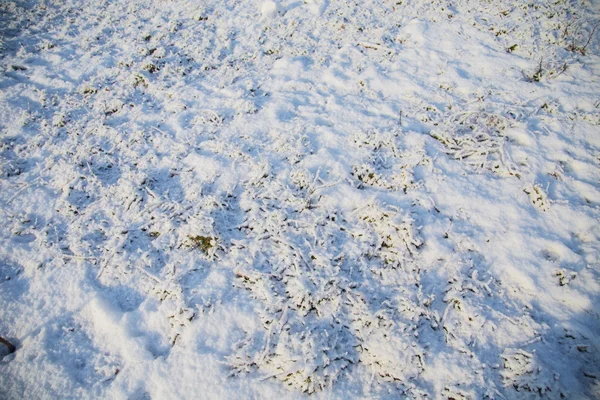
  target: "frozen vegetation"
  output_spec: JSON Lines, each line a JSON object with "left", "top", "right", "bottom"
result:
{"left": 0, "top": 0, "right": 599, "bottom": 398}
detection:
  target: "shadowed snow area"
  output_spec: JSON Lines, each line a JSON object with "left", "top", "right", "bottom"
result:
{"left": 1, "top": 0, "right": 599, "bottom": 398}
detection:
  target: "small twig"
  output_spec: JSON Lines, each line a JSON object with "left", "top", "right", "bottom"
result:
{"left": 357, "top": 42, "right": 382, "bottom": 50}
{"left": 311, "top": 178, "right": 342, "bottom": 194}
{"left": 580, "top": 20, "right": 600, "bottom": 55}
{"left": 6, "top": 177, "right": 41, "bottom": 204}
{"left": 151, "top": 126, "right": 168, "bottom": 136}
{"left": 144, "top": 186, "right": 159, "bottom": 200}
{"left": 61, "top": 253, "right": 98, "bottom": 261}
{"left": 547, "top": 62, "right": 569, "bottom": 80}
{"left": 534, "top": 58, "right": 543, "bottom": 82}
{"left": 0, "top": 336, "right": 16, "bottom": 354}
{"left": 135, "top": 265, "right": 162, "bottom": 282}
{"left": 134, "top": 200, "right": 165, "bottom": 220}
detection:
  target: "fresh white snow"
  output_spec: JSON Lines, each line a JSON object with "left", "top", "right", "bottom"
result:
{"left": 0, "top": 0, "right": 599, "bottom": 398}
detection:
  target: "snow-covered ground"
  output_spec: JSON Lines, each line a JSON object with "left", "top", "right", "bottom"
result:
{"left": 1, "top": 0, "right": 599, "bottom": 398}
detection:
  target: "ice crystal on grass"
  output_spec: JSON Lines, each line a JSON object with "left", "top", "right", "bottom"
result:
{"left": 347, "top": 291, "right": 425, "bottom": 382}
{"left": 524, "top": 184, "right": 549, "bottom": 211}
{"left": 1, "top": 0, "right": 598, "bottom": 397}
{"left": 355, "top": 203, "right": 423, "bottom": 270}
{"left": 230, "top": 317, "right": 358, "bottom": 394}
{"left": 501, "top": 350, "right": 563, "bottom": 399}
{"left": 431, "top": 110, "right": 520, "bottom": 177}
{"left": 230, "top": 183, "right": 426, "bottom": 392}
{"left": 349, "top": 129, "right": 429, "bottom": 193}
{"left": 183, "top": 235, "right": 217, "bottom": 255}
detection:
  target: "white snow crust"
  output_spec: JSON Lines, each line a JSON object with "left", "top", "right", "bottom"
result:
{"left": 0, "top": 0, "right": 599, "bottom": 398}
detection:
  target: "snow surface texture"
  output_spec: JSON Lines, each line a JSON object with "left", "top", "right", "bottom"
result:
{"left": 1, "top": 0, "right": 599, "bottom": 398}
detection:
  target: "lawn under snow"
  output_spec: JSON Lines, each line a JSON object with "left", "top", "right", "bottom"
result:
{"left": 0, "top": 0, "right": 599, "bottom": 398}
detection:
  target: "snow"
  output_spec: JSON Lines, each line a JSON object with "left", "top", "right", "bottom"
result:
{"left": 1, "top": 0, "right": 599, "bottom": 398}
{"left": 261, "top": 1, "right": 282, "bottom": 20}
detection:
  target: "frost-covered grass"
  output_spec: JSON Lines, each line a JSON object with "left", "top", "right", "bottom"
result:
{"left": 1, "top": 0, "right": 599, "bottom": 398}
